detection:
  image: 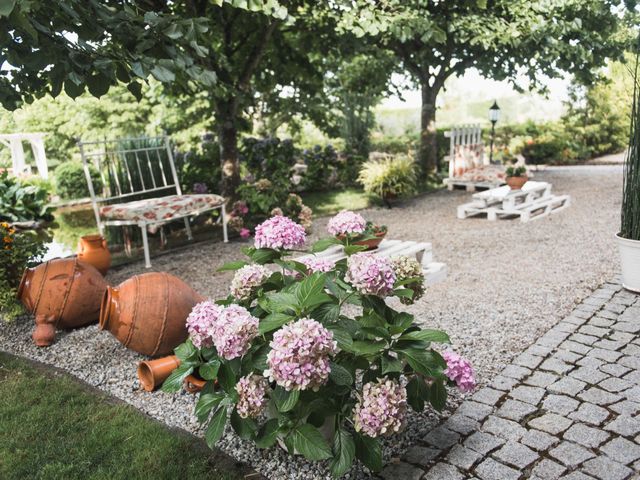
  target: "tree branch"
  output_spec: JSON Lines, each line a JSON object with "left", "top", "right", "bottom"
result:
{"left": 237, "top": 20, "right": 279, "bottom": 90}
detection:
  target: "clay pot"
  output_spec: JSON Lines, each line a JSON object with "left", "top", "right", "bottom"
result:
{"left": 137, "top": 355, "right": 181, "bottom": 392}
{"left": 337, "top": 231, "right": 387, "bottom": 251}
{"left": 506, "top": 175, "right": 528, "bottom": 190}
{"left": 184, "top": 374, "right": 207, "bottom": 394}
{"left": 17, "top": 257, "right": 108, "bottom": 347}
{"left": 77, "top": 234, "right": 111, "bottom": 275}
{"left": 100, "top": 272, "right": 203, "bottom": 357}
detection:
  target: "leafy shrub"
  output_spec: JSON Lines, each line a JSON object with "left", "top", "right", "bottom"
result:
{"left": 0, "top": 172, "right": 54, "bottom": 223}
{"left": 163, "top": 213, "right": 474, "bottom": 476}
{"left": 54, "top": 162, "right": 102, "bottom": 199}
{"left": 300, "top": 144, "right": 339, "bottom": 191}
{"left": 176, "top": 139, "right": 222, "bottom": 194}
{"left": 0, "top": 222, "right": 47, "bottom": 320}
{"left": 358, "top": 154, "right": 417, "bottom": 200}
{"left": 241, "top": 137, "right": 297, "bottom": 182}
{"left": 505, "top": 165, "right": 526, "bottom": 177}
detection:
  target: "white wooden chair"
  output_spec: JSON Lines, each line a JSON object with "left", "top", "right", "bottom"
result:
{"left": 78, "top": 136, "right": 228, "bottom": 268}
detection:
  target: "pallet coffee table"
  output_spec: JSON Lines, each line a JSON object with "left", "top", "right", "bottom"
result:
{"left": 297, "top": 239, "right": 447, "bottom": 286}
{"left": 457, "top": 181, "right": 570, "bottom": 223}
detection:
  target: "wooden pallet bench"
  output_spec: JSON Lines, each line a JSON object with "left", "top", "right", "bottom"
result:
{"left": 457, "top": 181, "right": 571, "bottom": 223}
{"left": 444, "top": 178, "right": 504, "bottom": 192}
{"left": 297, "top": 239, "right": 447, "bottom": 286}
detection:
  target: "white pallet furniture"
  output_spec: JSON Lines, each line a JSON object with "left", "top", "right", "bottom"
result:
{"left": 78, "top": 136, "right": 228, "bottom": 268}
{"left": 457, "top": 181, "right": 570, "bottom": 223}
{"left": 297, "top": 239, "right": 447, "bottom": 286}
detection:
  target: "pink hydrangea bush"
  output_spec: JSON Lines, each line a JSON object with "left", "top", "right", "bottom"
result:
{"left": 443, "top": 351, "right": 476, "bottom": 393}
{"left": 167, "top": 214, "right": 467, "bottom": 476}
{"left": 211, "top": 304, "right": 259, "bottom": 360}
{"left": 254, "top": 215, "right": 306, "bottom": 250}
{"left": 354, "top": 378, "right": 407, "bottom": 438}
{"left": 230, "top": 264, "right": 271, "bottom": 300}
{"left": 186, "top": 300, "right": 223, "bottom": 349}
{"left": 264, "top": 318, "right": 337, "bottom": 391}
{"left": 300, "top": 256, "right": 335, "bottom": 274}
{"left": 236, "top": 374, "right": 269, "bottom": 418}
{"left": 327, "top": 210, "right": 366, "bottom": 236}
{"left": 345, "top": 252, "right": 396, "bottom": 296}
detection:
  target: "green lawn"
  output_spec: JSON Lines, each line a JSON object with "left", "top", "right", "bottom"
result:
{"left": 303, "top": 188, "right": 375, "bottom": 216}
{"left": 0, "top": 352, "right": 250, "bottom": 480}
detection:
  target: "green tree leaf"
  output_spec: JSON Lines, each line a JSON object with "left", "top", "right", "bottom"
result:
{"left": 217, "top": 362, "right": 236, "bottom": 393}
{"left": 217, "top": 260, "right": 249, "bottom": 272}
{"left": 255, "top": 418, "right": 280, "bottom": 448}
{"left": 199, "top": 359, "right": 220, "bottom": 380}
{"left": 406, "top": 376, "right": 430, "bottom": 412}
{"left": 160, "top": 364, "right": 193, "bottom": 392}
{"left": 195, "top": 391, "right": 225, "bottom": 423}
{"left": 354, "top": 432, "right": 382, "bottom": 472}
{"left": 259, "top": 312, "right": 294, "bottom": 334}
{"left": 399, "top": 329, "right": 450, "bottom": 344}
{"left": 329, "top": 362, "right": 354, "bottom": 386}
{"left": 311, "top": 237, "right": 341, "bottom": 253}
{"left": 429, "top": 378, "right": 447, "bottom": 412}
{"left": 330, "top": 428, "right": 356, "bottom": 478}
{"left": 272, "top": 387, "right": 300, "bottom": 412}
{"left": 296, "top": 272, "right": 327, "bottom": 307}
{"left": 292, "top": 423, "right": 332, "bottom": 461}
{"left": 230, "top": 408, "right": 257, "bottom": 439}
{"left": 204, "top": 406, "right": 228, "bottom": 448}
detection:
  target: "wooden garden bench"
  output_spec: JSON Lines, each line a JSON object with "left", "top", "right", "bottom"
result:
{"left": 78, "top": 136, "right": 228, "bottom": 268}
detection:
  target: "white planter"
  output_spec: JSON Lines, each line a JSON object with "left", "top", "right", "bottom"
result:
{"left": 616, "top": 232, "right": 640, "bottom": 293}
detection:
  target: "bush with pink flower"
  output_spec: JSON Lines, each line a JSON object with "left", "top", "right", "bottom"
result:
{"left": 164, "top": 211, "right": 473, "bottom": 478}
{"left": 327, "top": 210, "right": 366, "bottom": 236}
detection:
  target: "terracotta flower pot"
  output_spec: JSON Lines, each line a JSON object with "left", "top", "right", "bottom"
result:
{"left": 99, "top": 272, "right": 203, "bottom": 357}
{"left": 77, "top": 234, "right": 111, "bottom": 275}
{"left": 17, "top": 257, "right": 108, "bottom": 347}
{"left": 137, "top": 355, "right": 181, "bottom": 392}
{"left": 183, "top": 374, "right": 207, "bottom": 394}
{"left": 506, "top": 175, "right": 528, "bottom": 190}
{"left": 337, "top": 231, "right": 387, "bottom": 251}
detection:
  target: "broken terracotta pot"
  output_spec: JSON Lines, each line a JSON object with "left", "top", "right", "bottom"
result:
{"left": 17, "top": 257, "right": 108, "bottom": 346}
{"left": 137, "top": 355, "right": 181, "bottom": 392}
{"left": 100, "top": 272, "right": 203, "bottom": 357}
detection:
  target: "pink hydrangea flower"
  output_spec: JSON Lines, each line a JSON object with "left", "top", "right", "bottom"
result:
{"left": 235, "top": 374, "right": 269, "bottom": 418}
{"left": 300, "top": 257, "right": 335, "bottom": 274}
{"left": 240, "top": 228, "right": 251, "bottom": 239}
{"left": 442, "top": 351, "right": 476, "bottom": 393}
{"left": 186, "top": 301, "right": 223, "bottom": 349}
{"left": 354, "top": 377, "right": 407, "bottom": 438}
{"left": 211, "top": 304, "right": 259, "bottom": 360}
{"left": 345, "top": 252, "right": 396, "bottom": 296}
{"left": 264, "top": 318, "right": 337, "bottom": 391}
{"left": 230, "top": 264, "right": 270, "bottom": 300}
{"left": 327, "top": 210, "right": 366, "bottom": 236}
{"left": 254, "top": 215, "right": 306, "bottom": 250}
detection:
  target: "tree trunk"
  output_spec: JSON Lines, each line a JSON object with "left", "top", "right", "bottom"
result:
{"left": 217, "top": 100, "right": 240, "bottom": 199}
{"left": 419, "top": 83, "right": 439, "bottom": 174}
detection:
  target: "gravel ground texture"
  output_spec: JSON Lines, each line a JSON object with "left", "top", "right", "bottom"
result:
{"left": 0, "top": 165, "right": 623, "bottom": 479}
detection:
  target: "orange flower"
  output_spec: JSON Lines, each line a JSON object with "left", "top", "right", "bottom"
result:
{"left": 0, "top": 222, "right": 8, "bottom": 229}
{"left": 3, "top": 236, "right": 12, "bottom": 244}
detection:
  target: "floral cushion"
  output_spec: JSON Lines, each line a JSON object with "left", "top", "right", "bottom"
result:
{"left": 100, "top": 194, "right": 225, "bottom": 229}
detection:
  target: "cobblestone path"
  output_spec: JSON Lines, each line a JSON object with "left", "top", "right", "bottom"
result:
{"left": 380, "top": 279, "right": 640, "bottom": 480}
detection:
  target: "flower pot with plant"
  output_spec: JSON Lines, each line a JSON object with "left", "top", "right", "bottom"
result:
{"left": 162, "top": 213, "right": 475, "bottom": 478}
{"left": 505, "top": 165, "right": 528, "bottom": 190}
{"left": 328, "top": 211, "right": 388, "bottom": 250}
{"left": 617, "top": 57, "right": 640, "bottom": 292}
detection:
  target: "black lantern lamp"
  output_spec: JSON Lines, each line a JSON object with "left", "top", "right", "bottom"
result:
{"left": 488, "top": 100, "right": 500, "bottom": 164}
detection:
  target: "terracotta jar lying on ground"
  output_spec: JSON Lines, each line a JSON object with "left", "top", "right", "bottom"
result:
{"left": 18, "top": 257, "right": 108, "bottom": 346}
{"left": 100, "top": 272, "right": 203, "bottom": 357}
{"left": 77, "top": 234, "right": 111, "bottom": 275}
{"left": 137, "top": 355, "right": 181, "bottom": 391}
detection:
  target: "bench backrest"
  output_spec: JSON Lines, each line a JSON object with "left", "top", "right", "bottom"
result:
{"left": 78, "top": 136, "right": 182, "bottom": 230}
{"left": 445, "top": 124, "right": 486, "bottom": 178}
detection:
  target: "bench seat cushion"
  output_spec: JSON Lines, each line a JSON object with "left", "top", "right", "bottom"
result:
{"left": 100, "top": 194, "right": 224, "bottom": 225}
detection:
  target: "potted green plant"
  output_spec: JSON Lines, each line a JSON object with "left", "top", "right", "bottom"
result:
{"left": 617, "top": 57, "right": 640, "bottom": 292}
{"left": 505, "top": 165, "right": 528, "bottom": 190}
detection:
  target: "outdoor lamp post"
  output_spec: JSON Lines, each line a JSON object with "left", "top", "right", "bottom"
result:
{"left": 488, "top": 100, "right": 501, "bottom": 163}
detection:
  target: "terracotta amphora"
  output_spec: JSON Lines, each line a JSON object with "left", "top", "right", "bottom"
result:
{"left": 17, "top": 257, "right": 108, "bottom": 347}
{"left": 77, "top": 234, "right": 111, "bottom": 275}
{"left": 137, "top": 355, "right": 181, "bottom": 392}
{"left": 100, "top": 272, "right": 203, "bottom": 357}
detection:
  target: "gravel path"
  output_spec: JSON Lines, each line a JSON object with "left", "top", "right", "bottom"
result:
{"left": 0, "top": 165, "right": 623, "bottom": 479}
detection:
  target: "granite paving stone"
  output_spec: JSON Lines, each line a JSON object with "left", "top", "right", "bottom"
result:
{"left": 521, "top": 429, "right": 559, "bottom": 452}
{"left": 446, "top": 445, "right": 481, "bottom": 470}
{"left": 530, "top": 458, "right": 566, "bottom": 479}
{"left": 569, "top": 366, "right": 609, "bottom": 384}
{"left": 455, "top": 401, "right": 493, "bottom": 422}
{"left": 442, "top": 414, "right": 481, "bottom": 436}
{"left": 600, "top": 363, "right": 631, "bottom": 377}
{"left": 525, "top": 371, "right": 560, "bottom": 388}
{"left": 471, "top": 387, "right": 505, "bottom": 406}
{"left": 403, "top": 446, "right": 441, "bottom": 466}
{"left": 599, "top": 437, "right": 640, "bottom": 465}
{"left": 509, "top": 385, "right": 546, "bottom": 405}
{"left": 501, "top": 365, "right": 532, "bottom": 381}
{"left": 578, "top": 387, "right": 622, "bottom": 406}
{"left": 423, "top": 426, "right": 460, "bottom": 449}
{"left": 576, "top": 355, "right": 605, "bottom": 368}
{"left": 549, "top": 441, "right": 596, "bottom": 468}
{"left": 560, "top": 341, "right": 592, "bottom": 355}
{"left": 560, "top": 472, "right": 597, "bottom": 480}
{"left": 528, "top": 413, "right": 573, "bottom": 435}
{"left": 474, "top": 458, "right": 520, "bottom": 480}
{"left": 562, "top": 423, "right": 610, "bottom": 448}
{"left": 580, "top": 456, "right": 633, "bottom": 480}
{"left": 540, "top": 358, "right": 573, "bottom": 375}
{"left": 496, "top": 399, "right": 538, "bottom": 422}
{"left": 464, "top": 432, "right": 505, "bottom": 455}
{"left": 553, "top": 350, "right": 583, "bottom": 364}
{"left": 568, "top": 402, "right": 610, "bottom": 426}
{"left": 379, "top": 462, "right": 424, "bottom": 480}
{"left": 589, "top": 348, "right": 623, "bottom": 362}
{"left": 492, "top": 441, "right": 539, "bottom": 469}
{"left": 490, "top": 375, "right": 519, "bottom": 391}
{"left": 609, "top": 399, "right": 640, "bottom": 416}
{"left": 569, "top": 333, "right": 599, "bottom": 346}
{"left": 604, "top": 415, "right": 640, "bottom": 436}
{"left": 542, "top": 394, "right": 580, "bottom": 416}
{"left": 598, "top": 377, "right": 633, "bottom": 393}
{"left": 422, "top": 463, "right": 464, "bottom": 480}
{"left": 482, "top": 416, "right": 526, "bottom": 441}
{"left": 619, "top": 355, "right": 640, "bottom": 369}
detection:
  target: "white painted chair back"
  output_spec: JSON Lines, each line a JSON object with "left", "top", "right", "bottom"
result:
{"left": 445, "top": 124, "right": 486, "bottom": 179}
